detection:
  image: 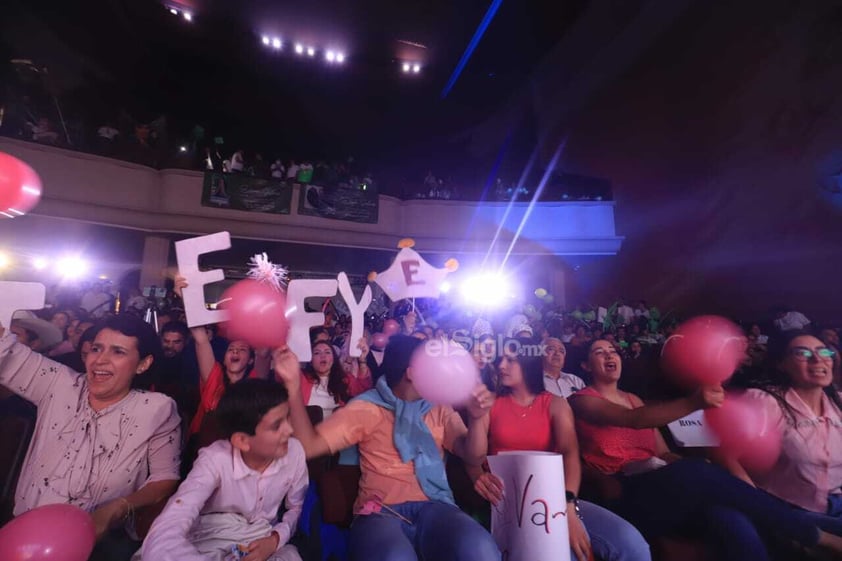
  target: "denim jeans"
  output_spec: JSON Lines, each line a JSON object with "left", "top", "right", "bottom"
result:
{"left": 613, "top": 459, "right": 821, "bottom": 561}
{"left": 579, "top": 499, "right": 651, "bottom": 561}
{"left": 348, "top": 501, "right": 500, "bottom": 561}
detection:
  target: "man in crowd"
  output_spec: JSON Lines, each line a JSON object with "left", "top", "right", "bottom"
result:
{"left": 542, "top": 337, "right": 586, "bottom": 397}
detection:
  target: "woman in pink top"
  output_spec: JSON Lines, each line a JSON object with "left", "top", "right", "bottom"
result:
{"left": 569, "top": 339, "right": 842, "bottom": 561}
{"left": 723, "top": 331, "right": 842, "bottom": 533}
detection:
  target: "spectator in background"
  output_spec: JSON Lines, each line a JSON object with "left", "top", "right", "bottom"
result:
{"left": 271, "top": 158, "right": 285, "bottom": 179}
{"left": 634, "top": 301, "right": 650, "bottom": 320}
{"left": 80, "top": 282, "right": 114, "bottom": 318}
{"left": 229, "top": 149, "right": 245, "bottom": 173}
{"left": 97, "top": 123, "right": 119, "bottom": 143}
{"left": 29, "top": 116, "right": 59, "bottom": 144}
{"left": 773, "top": 307, "right": 811, "bottom": 331}
{"left": 617, "top": 300, "right": 635, "bottom": 326}
{"left": 286, "top": 160, "right": 299, "bottom": 180}
{"left": 542, "top": 337, "right": 586, "bottom": 397}
{"left": 203, "top": 147, "right": 214, "bottom": 171}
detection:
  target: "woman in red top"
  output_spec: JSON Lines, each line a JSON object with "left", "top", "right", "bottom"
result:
{"left": 174, "top": 277, "right": 269, "bottom": 437}
{"left": 569, "top": 339, "right": 842, "bottom": 561}
{"left": 473, "top": 340, "right": 651, "bottom": 561}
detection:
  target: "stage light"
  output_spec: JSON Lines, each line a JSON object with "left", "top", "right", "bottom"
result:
{"left": 179, "top": 145, "right": 187, "bottom": 152}
{"left": 439, "top": 281, "right": 452, "bottom": 294}
{"left": 169, "top": 8, "right": 178, "bottom": 15}
{"left": 307, "top": 47, "right": 316, "bottom": 57}
{"left": 459, "top": 273, "right": 513, "bottom": 308}
{"left": 295, "top": 43, "right": 304, "bottom": 54}
{"left": 32, "top": 257, "right": 48, "bottom": 270}
{"left": 183, "top": 11, "right": 192, "bottom": 21}
{"left": 57, "top": 256, "right": 88, "bottom": 279}
{"left": 325, "top": 50, "right": 336, "bottom": 62}
{"left": 402, "top": 62, "right": 411, "bottom": 73}
{"left": 412, "top": 63, "right": 421, "bottom": 73}
{"left": 261, "top": 36, "right": 270, "bottom": 46}
{"left": 272, "top": 38, "right": 281, "bottom": 49}
{"left": 98, "top": 274, "right": 109, "bottom": 280}
{"left": 0, "top": 252, "right": 10, "bottom": 270}
{"left": 336, "top": 52, "right": 345, "bottom": 63}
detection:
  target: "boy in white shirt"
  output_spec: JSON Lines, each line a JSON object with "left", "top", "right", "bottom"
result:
{"left": 139, "top": 379, "right": 308, "bottom": 561}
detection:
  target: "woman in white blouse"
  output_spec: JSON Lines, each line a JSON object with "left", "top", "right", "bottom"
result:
{"left": 0, "top": 314, "right": 182, "bottom": 560}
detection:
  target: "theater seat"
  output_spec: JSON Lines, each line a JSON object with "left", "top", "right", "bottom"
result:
{"left": 0, "top": 396, "right": 35, "bottom": 526}
{"left": 318, "top": 465, "right": 361, "bottom": 528}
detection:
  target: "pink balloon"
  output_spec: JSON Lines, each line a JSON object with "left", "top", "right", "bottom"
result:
{"left": 0, "top": 152, "right": 43, "bottom": 217}
{"left": 382, "top": 319, "right": 401, "bottom": 337}
{"left": 371, "top": 332, "right": 389, "bottom": 349}
{"left": 661, "top": 315, "right": 745, "bottom": 386}
{"left": 705, "top": 393, "right": 782, "bottom": 472}
{"left": 220, "top": 279, "right": 289, "bottom": 349}
{"left": 0, "top": 504, "right": 95, "bottom": 561}
{"left": 410, "top": 340, "right": 479, "bottom": 406}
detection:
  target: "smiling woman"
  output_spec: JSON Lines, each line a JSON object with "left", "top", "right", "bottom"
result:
{"left": 0, "top": 314, "right": 181, "bottom": 561}
{"left": 719, "top": 331, "right": 842, "bottom": 528}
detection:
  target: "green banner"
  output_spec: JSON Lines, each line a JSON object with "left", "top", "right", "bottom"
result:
{"left": 201, "top": 172, "right": 292, "bottom": 214}
{"left": 298, "top": 183, "right": 379, "bottom": 224}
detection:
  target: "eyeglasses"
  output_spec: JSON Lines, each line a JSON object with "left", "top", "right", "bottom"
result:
{"left": 789, "top": 347, "right": 836, "bottom": 361}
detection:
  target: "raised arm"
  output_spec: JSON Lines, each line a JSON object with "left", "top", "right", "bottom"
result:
{"left": 272, "top": 347, "right": 332, "bottom": 459}
{"left": 569, "top": 386, "right": 724, "bottom": 429}
{"left": 174, "top": 275, "right": 217, "bottom": 385}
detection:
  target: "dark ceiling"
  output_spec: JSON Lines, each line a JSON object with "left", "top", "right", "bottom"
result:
{"left": 1, "top": 0, "right": 587, "bottom": 168}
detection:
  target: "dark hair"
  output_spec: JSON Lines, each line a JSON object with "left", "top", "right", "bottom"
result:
{"left": 494, "top": 337, "right": 545, "bottom": 396}
{"left": 160, "top": 321, "right": 189, "bottom": 339}
{"left": 310, "top": 326, "right": 330, "bottom": 344}
{"left": 90, "top": 314, "right": 162, "bottom": 362}
{"left": 221, "top": 339, "right": 255, "bottom": 389}
{"left": 303, "top": 341, "right": 350, "bottom": 404}
{"left": 382, "top": 335, "right": 424, "bottom": 388}
{"left": 755, "top": 330, "right": 842, "bottom": 424}
{"left": 215, "top": 379, "right": 288, "bottom": 437}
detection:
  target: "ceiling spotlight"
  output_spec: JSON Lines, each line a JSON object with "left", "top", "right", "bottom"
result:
{"left": 272, "top": 37, "right": 281, "bottom": 49}
{"left": 57, "top": 256, "right": 88, "bottom": 279}
{"left": 183, "top": 11, "right": 192, "bottom": 21}
{"left": 412, "top": 63, "right": 421, "bottom": 73}
{"left": 0, "top": 252, "right": 10, "bottom": 269}
{"left": 32, "top": 257, "right": 48, "bottom": 270}
{"left": 261, "top": 36, "right": 270, "bottom": 46}
{"left": 336, "top": 52, "right": 345, "bottom": 63}
{"left": 306, "top": 47, "right": 315, "bottom": 57}
{"left": 179, "top": 145, "right": 187, "bottom": 152}
{"left": 169, "top": 7, "right": 178, "bottom": 15}
{"left": 402, "top": 62, "right": 411, "bottom": 73}
{"left": 326, "top": 50, "right": 336, "bottom": 62}
{"left": 294, "top": 43, "right": 304, "bottom": 54}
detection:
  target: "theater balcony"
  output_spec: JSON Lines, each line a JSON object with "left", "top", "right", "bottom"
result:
{"left": 0, "top": 138, "right": 623, "bottom": 258}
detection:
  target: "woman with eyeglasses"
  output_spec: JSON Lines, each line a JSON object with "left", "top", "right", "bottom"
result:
{"left": 569, "top": 339, "right": 842, "bottom": 561}
{"left": 719, "top": 330, "right": 842, "bottom": 531}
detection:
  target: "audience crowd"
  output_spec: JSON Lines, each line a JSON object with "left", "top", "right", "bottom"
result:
{"left": 1, "top": 268, "right": 841, "bottom": 561}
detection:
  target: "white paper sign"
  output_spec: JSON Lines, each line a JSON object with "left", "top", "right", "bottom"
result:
{"left": 0, "top": 282, "right": 46, "bottom": 334}
{"left": 174, "top": 231, "right": 231, "bottom": 327}
{"left": 487, "top": 452, "right": 570, "bottom": 561}
{"left": 667, "top": 410, "right": 720, "bottom": 447}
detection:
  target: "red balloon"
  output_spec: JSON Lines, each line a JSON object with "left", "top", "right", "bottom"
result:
{"left": 382, "top": 319, "right": 401, "bottom": 337}
{"left": 0, "top": 152, "right": 43, "bottom": 217}
{"left": 661, "top": 315, "right": 745, "bottom": 386}
{"left": 220, "top": 279, "right": 288, "bottom": 349}
{"left": 705, "top": 393, "right": 782, "bottom": 472}
{"left": 0, "top": 504, "right": 95, "bottom": 561}
{"left": 371, "top": 332, "right": 389, "bottom": 349}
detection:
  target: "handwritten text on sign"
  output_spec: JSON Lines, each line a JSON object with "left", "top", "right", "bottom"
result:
{"left": 487, "top": 452, "right": 570, "bottom": 561}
